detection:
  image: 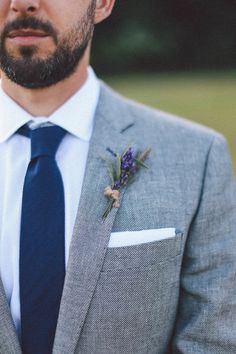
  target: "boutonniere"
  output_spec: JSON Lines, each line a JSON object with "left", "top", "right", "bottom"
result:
{"left": 102, "top": 145, "right": 151, "bottom": 220}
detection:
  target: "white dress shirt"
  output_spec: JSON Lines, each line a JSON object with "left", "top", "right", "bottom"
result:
{"left": 0, "top": 67, "right": 100, "bottom": 334}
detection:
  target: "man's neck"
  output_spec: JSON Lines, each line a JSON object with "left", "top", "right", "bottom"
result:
{"left": 0, "top": 54, "right": 89, "bottom": 118}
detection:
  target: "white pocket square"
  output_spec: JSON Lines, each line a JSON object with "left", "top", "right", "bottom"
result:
{"left": 108, "top": 228, "right": 179, "bottom": 248}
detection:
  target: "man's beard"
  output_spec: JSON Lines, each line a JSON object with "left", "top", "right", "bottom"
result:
{"left": 0, "top": 2, "right": 95, "bottom": 89}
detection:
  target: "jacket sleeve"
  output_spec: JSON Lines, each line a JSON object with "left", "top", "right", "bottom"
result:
{"left": 171, "top": 134, "right": 236, "bottom": 353}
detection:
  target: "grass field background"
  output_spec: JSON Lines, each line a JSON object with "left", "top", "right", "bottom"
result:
{"left": 104, "top": 70, "right": 236, "bottom": 174}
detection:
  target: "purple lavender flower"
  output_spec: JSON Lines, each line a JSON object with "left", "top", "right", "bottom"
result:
{"left": 121, "top": 148, "right": 135, "bottom": 171}
{"left": 103, "top": 145, "right": 151, "bottom": 219}
{"left": 112, "top": 148, "right": 138, "bottom": 189}
{"left": 113, "top": 181, "right": 121, "bottom": 189}
{"left": 120, "top": 174, "right": 129, "bottom": 185}
{"left": 122, "top": 148, "right": 138, "bottom": 175}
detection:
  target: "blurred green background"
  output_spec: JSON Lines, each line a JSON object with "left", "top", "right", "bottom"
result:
{"left": 91, "top": 0, "right": 236, "bottom": 172}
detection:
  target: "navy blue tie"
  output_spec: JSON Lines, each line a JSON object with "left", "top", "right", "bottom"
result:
{"left": 17, "top": 124, "right": 67, "bottom": 354}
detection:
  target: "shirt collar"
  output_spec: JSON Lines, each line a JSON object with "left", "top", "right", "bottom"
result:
{"left": 0, "top": 66, "right": 100, "bottom": 143}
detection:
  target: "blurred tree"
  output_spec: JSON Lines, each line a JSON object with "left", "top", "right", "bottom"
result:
{"left": 91, "top": 0, "right": 236, "bottom": 74}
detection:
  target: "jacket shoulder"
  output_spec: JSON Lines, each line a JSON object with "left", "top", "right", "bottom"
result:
{"left": 100, "top": 81, "right": 225, "bottom": 148}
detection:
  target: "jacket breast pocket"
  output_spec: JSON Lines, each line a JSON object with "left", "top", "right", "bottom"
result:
{"left": 101, "top": 228, "right": 184, "bottom": 273}
{"left": 81, "top": 230, "right": 184, "bottom": 353}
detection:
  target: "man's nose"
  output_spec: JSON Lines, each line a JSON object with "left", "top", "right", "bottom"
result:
{"left": 10, "top": 0, "right": 40, "bottom": 14}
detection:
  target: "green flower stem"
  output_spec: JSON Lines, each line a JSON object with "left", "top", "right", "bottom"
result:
{"left": 102, "top": 198, "right": 115, "bottom": 220}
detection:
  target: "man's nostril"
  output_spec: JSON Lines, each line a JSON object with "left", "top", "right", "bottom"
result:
{"left": 28, "top": 6, "right": 36, "bottom": 12}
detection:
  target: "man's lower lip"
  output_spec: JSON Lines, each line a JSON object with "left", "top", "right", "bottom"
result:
{"left": 8, "top": 36, "right": 49, "bottom": 45}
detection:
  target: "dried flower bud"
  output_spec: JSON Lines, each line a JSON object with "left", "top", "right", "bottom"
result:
{"left": 104, "top": 186, "right": 113, "bottom": 197}
{"left": 111, "top": 190, "right": 120, "bottom": 201}
{"left": 113, "top": 200, "right": 120, "bottom": 208}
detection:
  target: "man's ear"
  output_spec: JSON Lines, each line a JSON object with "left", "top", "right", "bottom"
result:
{"left": 94, "top": 0, "right": 116, "bottom": 24}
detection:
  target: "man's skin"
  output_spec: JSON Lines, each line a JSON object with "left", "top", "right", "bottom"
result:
{"left": 0, "top": 0, "right": 115, "bottom": 116}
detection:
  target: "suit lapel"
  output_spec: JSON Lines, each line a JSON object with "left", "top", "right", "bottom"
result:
{"left": 53, "top": 83, "right": 135, "bottom": 354}
{"left": 0, "top": 279, "right": 22, "bottom": 354}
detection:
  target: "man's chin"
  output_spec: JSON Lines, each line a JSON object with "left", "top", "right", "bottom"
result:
{"left": 0, "top": 38, "right": 89, "bottom": 89}
{"left": 3, "top": 73, "right": 59, "bottom": 90}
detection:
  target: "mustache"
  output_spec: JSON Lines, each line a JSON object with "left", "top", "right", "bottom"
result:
{"left": 1, "top": 17, "right": 58, "bottom": 43}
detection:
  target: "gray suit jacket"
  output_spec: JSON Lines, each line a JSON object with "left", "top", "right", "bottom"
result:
{"left": 1, "top": 82, "right": 236, "bottom": 354}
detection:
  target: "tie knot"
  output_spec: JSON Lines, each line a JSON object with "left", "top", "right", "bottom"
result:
{"left": 17, "top": 124, "right": 67, "bottom": 159}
